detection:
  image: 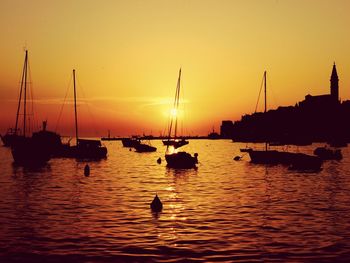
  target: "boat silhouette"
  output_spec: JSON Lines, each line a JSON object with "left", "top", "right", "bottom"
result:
{"left": 10, "top": 50, "right": 52, "bottom": 166}
{"left": 164, "top": 69, "right": 198, "bottom": 169}
{"left": 314, "top": 146, "right": 342, "bottom": 160}
{"left": 55, "top": 69, "right": 107, "bottom": 160}
{"left": 121, "top": 137, "right": 141, "bottom": 148}
{"left": 134, "top": 141, "right": 157, "bottom": 152}
{"left": 246, "top": 71, "right": 322, "bottom": 171}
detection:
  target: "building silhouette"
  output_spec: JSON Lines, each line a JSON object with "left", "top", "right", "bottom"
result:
{"left": 220, "top": 120, "right": 234, "bottom": 138}
{"left": 229, "top": 64, "right": 350, "bottom": 143}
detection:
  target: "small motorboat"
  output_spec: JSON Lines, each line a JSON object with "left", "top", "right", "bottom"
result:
{"left": 314, "top": 147, "right": 342, "bottom": 160}
{"left": 121, "top": 137, "right": 140, "bottom": 148}
{"left": 134, "top": 142, "right": 157, "bottom": 152}
{"left": 165, "top": 152, "right": 198, "bottom": 169}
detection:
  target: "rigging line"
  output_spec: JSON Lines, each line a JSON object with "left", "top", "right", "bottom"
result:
{"left": 23, "top": 51, "right": 28, "bottom": 137}
{"left": 77, "top": 78, "right": 99, "bottom": 137}
{"left": 254, "top": 72, "right": 265, "bottom": 113}
{"left": 167, "top": 71, "right": 180, "bottom": 141}
{"left": 173, "top": 69, "right": 181, "bottom": 138}
{"left": 181, "top": 80, "right": 185, "bottom": 137}
{"left": 163, "top": 106, "right": 171, "bottom": 136}
{"left": 15, "top": 51, "right": 27, "bottom": 134}
{"left": 267, "top": 73, "right": 277, "bottom": 110}
{"left": 55, "top": 73, "right": 72, "bottom": 132}
{"left": 27, "top": 54, "right": 37, "bottom": 132}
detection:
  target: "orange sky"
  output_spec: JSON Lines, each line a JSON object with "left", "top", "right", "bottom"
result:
{"left": 1, "top": 0, "right": 350, "bottom": 137}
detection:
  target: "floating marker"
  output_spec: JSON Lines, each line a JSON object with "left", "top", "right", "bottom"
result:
{"left": 84, "top": 164, "right": 90, "bottom": 176}
{"left": 150, "top": 194, "right": 163, "bottom": 212}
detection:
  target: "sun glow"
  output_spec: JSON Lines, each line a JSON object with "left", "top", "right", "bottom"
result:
{"left": 0, "top": 1, "right": 350, "bottom": 137}
{"left": 170, "top": 108, "right": 178, "bottom": 117}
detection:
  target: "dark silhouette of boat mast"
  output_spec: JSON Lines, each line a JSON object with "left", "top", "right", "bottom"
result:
{"left": 73, "top": 69, "right": 79, "bottom": 143}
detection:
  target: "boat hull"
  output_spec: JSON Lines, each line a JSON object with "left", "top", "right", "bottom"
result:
{"left": 1, "top": 133, "right": 19, "bottom": 147}
{"left": 248, "top": 150, "right": 293, "bottom": 165}
{"left": 165, "top": 152, "right": 198, "bottom": 169}
{"left": 121, "top": 138, "right": 140, "bottom": 148}
{"left": 248, "top": 150, "right": 322, "bottom": 171}
{"left": 135, "top": 143, "right": 157, "bottom": 152}
{"left": 11, "top": 137, "right": 51, "bottom": 166}
{"left": 314, "top": 147, "right": 342, "bottom": 160}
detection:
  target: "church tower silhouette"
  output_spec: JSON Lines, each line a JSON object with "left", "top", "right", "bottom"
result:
{"left": 330, "top": 63, "right": 339, "bottom": 101}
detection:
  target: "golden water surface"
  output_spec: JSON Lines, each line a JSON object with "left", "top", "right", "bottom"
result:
{"left": 0, "top": 140, "right": 350, "bottom": 262}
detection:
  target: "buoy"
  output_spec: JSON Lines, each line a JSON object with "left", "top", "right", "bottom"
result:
{"left": 157, "top": 157, "right": 161, "bottom": 164}
{"left": 233, "top": 156, "right": 241, "bottom": 161}
{"left": 150, "top": 194, "right": 163, "bottom": 212}
{"left": 84, "top": 164, "right": 90, "bottom": 176}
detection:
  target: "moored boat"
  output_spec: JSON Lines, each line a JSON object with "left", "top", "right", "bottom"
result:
{"left": 121, "top": 137, "right": 140, "bottom": 148}
{"left": 165, "top": 151, "right": 198, "bottom": 169}
{"left": 314, "top": 146, "right": 342, "bottom": 160}
{"left": 247, "top": 71, "right": 322, "bottom": 171}
{"left": 54, "top": 69, "right": 107, "bottom": 160}
{"left": 164, "top": 69, "right": 198, "bottom": 169}
{"left": 134, "top": 142, "right": 157, "bottom": 152}
{"left": 10, "top": 50, "right": 51, "bottom": 166}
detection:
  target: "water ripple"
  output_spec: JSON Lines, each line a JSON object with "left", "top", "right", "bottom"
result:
{"left": 1, "top": 141, "right": 350, "bottom": 261}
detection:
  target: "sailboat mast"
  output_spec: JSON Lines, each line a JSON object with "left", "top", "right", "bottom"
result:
{"left": 166, "top": 68, "right": 181, "bottom": 141}
{"left": 264, "top": 70, "right": 267, "bottom": 114}
{"left": 15, "top": 51, "right": 27, "bottom": 135}
{"left": 73, "top": 69, "right": 79, "bottom": 143}
{"left": 174, "top": 68, "right": 181, "bottom": 138}
{"left": 264, "top": 70, "right": 267, "bottom": 151}
{"left": 23, "top": 50, "right": 28, "bottom": 137}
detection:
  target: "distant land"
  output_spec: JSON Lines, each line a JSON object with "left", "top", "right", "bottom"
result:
{"left": 101, "top": 135, "right": 218, "bottom": 141}
{"left": 220, "top": 63, "right": 350, "bottom": 144}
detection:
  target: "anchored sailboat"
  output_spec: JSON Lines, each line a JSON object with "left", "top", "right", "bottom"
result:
{"left": 56, "top": 69, "right": 107, "bottom": 159}
{"left": 247, "top": 71, "right": 322, "bottom": 171}
{"left": 164, "top": 69, "right": 198, "bottom": 169}
{"left": 11, "top": 50, "right": 52, "bottom": 166}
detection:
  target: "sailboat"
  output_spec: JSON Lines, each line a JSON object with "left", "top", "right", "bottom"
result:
{"left": 11, "top": 50, "right": 52, "bottom": 166}
{"left": 162, "top": 69, "right": 189, "bottom": 149}
{"left": 56, "top": 69, "right": 107, "bottom": 159}
{"left": 164, "top": 69, "right": 198, "bottom": 169}
{"left": 247, "top": 71, "right": 322, "bottom": 171}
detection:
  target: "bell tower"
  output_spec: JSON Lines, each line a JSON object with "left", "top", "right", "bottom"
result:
{"left": 330, "top": 63, "right": 339, "bottom": 102}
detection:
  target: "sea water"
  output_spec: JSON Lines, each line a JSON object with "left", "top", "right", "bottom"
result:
{"left": 0, "top": 140, "right": 350, "bottom": 262}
